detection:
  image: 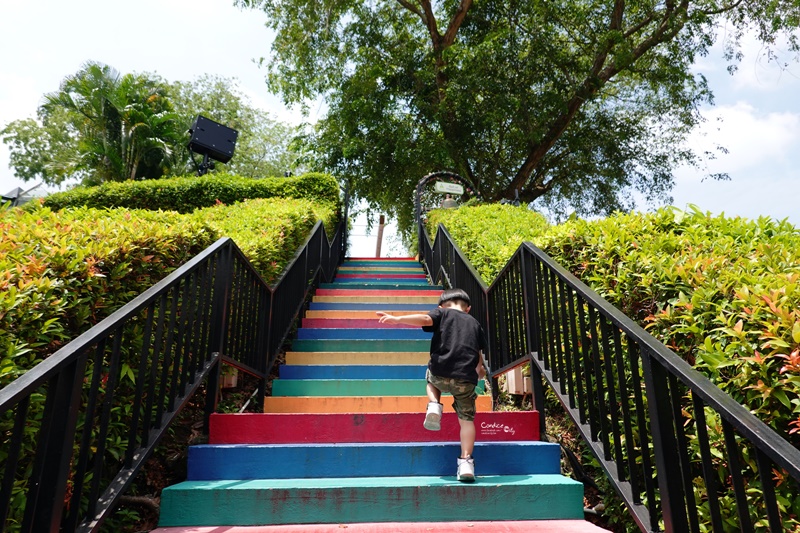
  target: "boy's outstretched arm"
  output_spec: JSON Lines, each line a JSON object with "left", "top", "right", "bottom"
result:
{"left": 376, "top": 312, "right": 433, "bottom": 327}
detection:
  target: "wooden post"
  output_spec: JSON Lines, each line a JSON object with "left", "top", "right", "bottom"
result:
{"left": 375, "top": 215, "right": 385, "bottom": 257}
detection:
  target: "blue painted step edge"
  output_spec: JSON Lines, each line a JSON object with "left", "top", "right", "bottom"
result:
{"left": 187, "top": 442, "right": 563, "bottom": 480}
{"left": 279, "top": 365, "right": 426, "bottom": 379}
{"left": 296, "top": 328, "right": 432, "bottom": 340}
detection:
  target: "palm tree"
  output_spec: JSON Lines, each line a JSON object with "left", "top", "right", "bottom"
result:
{"left": 42, "top": 61, "right": 183, "bottom": 183}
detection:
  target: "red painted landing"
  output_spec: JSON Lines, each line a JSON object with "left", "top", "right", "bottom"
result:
{"left": 152, "top": 520, "right": 607, "bottom": 532}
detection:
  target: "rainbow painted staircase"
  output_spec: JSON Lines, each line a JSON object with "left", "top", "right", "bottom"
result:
{"left": 153, "top": 258, "right": 602, "bottom": 532}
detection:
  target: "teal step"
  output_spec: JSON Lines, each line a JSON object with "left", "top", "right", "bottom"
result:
{"left": 271, "top": 379, "right": 485, "bottom": 396}
{"left": 158, "top": 475, "right": 584, "bottom": 526}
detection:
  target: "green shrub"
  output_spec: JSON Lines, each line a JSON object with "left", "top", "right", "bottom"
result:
{"left": 426, "top": 203, "right": 550, "bottom": 280}
{"left": 428, "top": 204, "right": 800, "bottom": 530}
{"left": 40, "top": 172, "right": 341, "bottom": 214}
{"left": 0, "top": 206, "right": 217, "bottom": 384}
{"left": 196, "top": 197, "right": 337, "bottom": 283}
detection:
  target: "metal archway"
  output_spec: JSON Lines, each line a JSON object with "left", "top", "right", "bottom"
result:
{"left": 414, "top": 171, "right": 481, "bottom": 224}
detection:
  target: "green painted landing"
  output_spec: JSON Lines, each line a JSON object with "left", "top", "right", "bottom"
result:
{"left": 159, "top": 475, "right": 584, "bottom": 526}
{"left": 271, "top": 378, "right": 485, "bottom": 396}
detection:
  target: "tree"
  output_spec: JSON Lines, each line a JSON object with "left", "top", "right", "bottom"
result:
{"left": 2, "top": 62, "right": 184, "bottom": 186}
{"left": 169, "top": 75, "right": 306, "bottom": 178}
{"left": 237, "top": 0, "right": 799, "bottom": 228}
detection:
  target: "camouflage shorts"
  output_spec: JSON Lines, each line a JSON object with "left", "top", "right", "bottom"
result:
{"left": 426, "top": 369, "right": 477, "bottom": 421}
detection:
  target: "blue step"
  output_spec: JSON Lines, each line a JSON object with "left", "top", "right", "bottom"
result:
{"left": 279, "top": 365, "right": 426, "bottom": 379}
{"left": 296, "top": 328, "right": 432, "bottom": 340}
{"left": 187, "top": 442, "right": 562, "bottom": 480}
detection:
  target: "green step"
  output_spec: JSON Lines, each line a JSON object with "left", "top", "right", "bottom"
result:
{"left": 158, "top": 475, "right": 584, "bottom": 526}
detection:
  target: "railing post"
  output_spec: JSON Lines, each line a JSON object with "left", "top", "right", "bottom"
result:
{"left": 640, "top": 348, "right": 689, "bottom": 533}
{"left": 520, "top": 250, "right": 546, "bottom": 440}
{"left": 205, "top": 243, "right": 233, "bottom": 431}
{"left": 23, "top": 352, "right": 88, "bottom": 532}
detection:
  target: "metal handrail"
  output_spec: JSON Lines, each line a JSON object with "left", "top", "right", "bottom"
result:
{"left": 0, "top": 214, "right": 347, "bottom": 533}
{"left": 419, "top": 219, "right": 800, "bottom": 532}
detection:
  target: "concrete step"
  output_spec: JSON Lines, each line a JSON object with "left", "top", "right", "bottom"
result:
{"left": 313, "top": 296, "right": 439, "bottom": 303}
{"left": 263, "top": 395, "right": 494, "bottom": 413}
{"left": 270, "top": 378, "right": 485, "bottom": 397}
{"left": 291, "top": 339, "right": 432, "bottom": 352}
{"left": 158, "top": 475, "right": 585, "bottom": 527}
{"left": 279, "top": 364, "right": 426, "bottom": 380}
{"left": 337, "top": 267, "right": 428, "bottom": 273}
{"left": 308, "top": 302, "right": 436, "bottom": 311}
{"left": 152, "top": 520, "right": 608, "bottom": 533}
{"left": 305, "top": 310, "right": 431, "bottom": 319}
{"left": 301, "top": 317, "right": 420, "bottom": 329}
{"left": 323, "top": 278, "right": 434, "bottom": 285}
{"left": 336, "top": 273, "right": 427, "bottom": 279}
{"left": 342, "top": 260, "right": 421, "bottom": 268}
{"left": 208, "top": 412, "right": 540, "bottom": 444}
{"left": 316, "top": 288, "right": 442, "bottom": 296}
{"left": 187, "top": 442, "right": 561, "bottom": 480}
{"left": 284, "top": 351, "right": 429, "bottom": 365}
{"left": 295, "top": 328, "right": 432, "bottom": 340}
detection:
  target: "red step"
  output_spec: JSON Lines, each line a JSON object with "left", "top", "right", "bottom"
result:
{"left": 209, "top": 412, "right": 540, "bottom": 444}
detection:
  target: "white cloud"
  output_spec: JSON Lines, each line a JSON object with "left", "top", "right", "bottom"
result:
{"left": 686, "top": 102, "right": 800, "bottom": 174}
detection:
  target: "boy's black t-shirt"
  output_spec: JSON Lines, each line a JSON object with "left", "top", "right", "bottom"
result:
{"left": 423, "top": 307, "right": 487, "bottom": 384}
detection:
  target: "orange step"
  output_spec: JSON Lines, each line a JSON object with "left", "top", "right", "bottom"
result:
{"left": 263, "top": 395, "right": 493, "bottom": 413}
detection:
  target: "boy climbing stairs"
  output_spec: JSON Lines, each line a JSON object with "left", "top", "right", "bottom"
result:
{"left": 153, "top": 258, "right": 602, "bottom": 531}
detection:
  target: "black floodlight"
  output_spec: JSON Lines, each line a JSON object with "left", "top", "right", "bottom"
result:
{"left": 188, "top": 115, "right": 238, "bottom": 175}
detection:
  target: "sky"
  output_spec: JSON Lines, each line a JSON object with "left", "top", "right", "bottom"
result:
{"left": 1, "top": 0, "right": 798, "bottom": 257}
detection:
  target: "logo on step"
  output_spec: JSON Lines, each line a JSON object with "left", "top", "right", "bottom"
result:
{"left": 479, "top": 422, "right": 515, "bottom": 436}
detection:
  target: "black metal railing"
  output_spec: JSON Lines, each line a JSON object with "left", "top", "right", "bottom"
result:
{"left": 419, "top": 220, "right": 800, "bottom": 532}
{"left": 0, "top": 215, "right": 346, "bottom": 533}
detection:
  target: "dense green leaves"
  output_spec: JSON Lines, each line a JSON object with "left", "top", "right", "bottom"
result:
{"left": 40, "top": 172, "right": 341, "bottom": 213}
{"left": 239, "top": 0, "right": 798, "bottom": 230}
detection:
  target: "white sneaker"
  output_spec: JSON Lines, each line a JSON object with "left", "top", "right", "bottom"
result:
{"left": 423, "top": 402, "right": 443, "bottom": 431}
{"left": 457, "top": 456, "right": 475, "bottom": 482}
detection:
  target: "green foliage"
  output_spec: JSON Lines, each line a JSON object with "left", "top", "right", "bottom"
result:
{"left": 0, "top": 206, "right": 216, "bottom": 385}
{"left": 426, "top": 203, "right": 550, "bottom": 280}
{"left": 40, "top": 172, "right": 341, "bottom": 213}
{"left": 195, "top": 197, "right": 336, "bottom": 283}
{"left": 239, "top": 0, "right": 798, "bottom": 230}
{"left": 428, "top": 204, "right": 800, "bottom": 530}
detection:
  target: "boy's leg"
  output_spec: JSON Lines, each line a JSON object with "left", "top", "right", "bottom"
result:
{"left": 424, "top": 370, "right": 444, "bottom": 431}
{"left": 426, "top": 381, "right": 442, "bottom": 403}
{"left": 458, "top": 417, "right": 476, "bottom": 458}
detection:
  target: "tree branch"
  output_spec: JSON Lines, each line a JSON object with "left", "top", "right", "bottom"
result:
{"left": 442, "top": 0, "right": 474, "bottom": 48}
{"left": 395, "top": 0, "right": 426, "bottom": 25}
{"left": 418, "top": 0, "right": 442, "bottom": 49}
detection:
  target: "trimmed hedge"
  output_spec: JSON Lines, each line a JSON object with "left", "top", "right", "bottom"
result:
{"left": 427, "top": 204, "right": 800, "bottom": 531}
{"left": 40, "top": 172, "right": 341, "bottom": 214}
{"left": 0, "top": 206, "right": 217, "bottom": 385}
{"left": 195, "top": 197, "right": 337, "bottom": 283}
{"left": 428, "top": 204, "right": 800, "bottom": 444}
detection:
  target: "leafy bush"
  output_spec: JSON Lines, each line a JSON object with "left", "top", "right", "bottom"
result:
{"left": 426, "top": 203, "right": 550, "bottom": 280}
{"left": 0, "top": 206, "right": 217, "bottom": 384}
{"left": 428, "top": 204, "right": 800, "bottom": 530}
{"left": 195, "top": 198, "right": 337, "bottom": 283}
{"left": 40, "top": 172, "right": 341, "bottom": 213}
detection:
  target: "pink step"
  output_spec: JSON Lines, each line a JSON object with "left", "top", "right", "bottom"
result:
{"left": 316, "top": 288, "right": 441, "bottom": 297}
{"left": 209, "top": 412, "right": 540, "bottom": 444}
{"left": 151, "top": 520, "right": 606, "bottom": 532}
{"left": 337, "top": 273, "right": 427, "bottom": 279}
{"left": 301, "top": 318, "right": 418, "bottom": 328}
